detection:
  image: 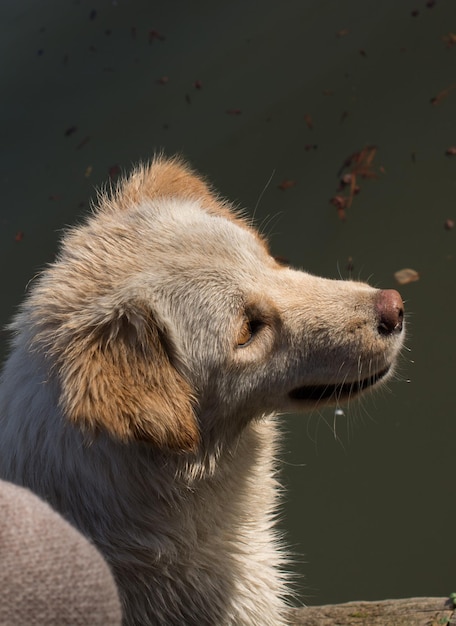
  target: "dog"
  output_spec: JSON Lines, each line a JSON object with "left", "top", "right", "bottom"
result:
{"left": 0, "top": 157, "right": 404, "bottom": 625}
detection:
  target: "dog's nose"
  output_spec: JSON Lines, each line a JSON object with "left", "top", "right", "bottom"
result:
{"left": 375, "top": 289, "right": 404, "bottom": 335}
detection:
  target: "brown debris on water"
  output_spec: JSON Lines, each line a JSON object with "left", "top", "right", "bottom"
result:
{"left": 394, "top": 268, "right": 420, "bottom": 285}
{"left": 331, "top": 146, "right": 382, "bottom": 219}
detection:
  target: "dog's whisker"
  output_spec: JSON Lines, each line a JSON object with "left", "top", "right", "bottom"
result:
{"left": 252, "top": 168, "right": 276, "bottom": 221}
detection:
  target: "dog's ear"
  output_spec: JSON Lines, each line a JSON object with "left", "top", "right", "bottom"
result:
{"left": 57, "top": 302, "right": 199, "bottom": 452}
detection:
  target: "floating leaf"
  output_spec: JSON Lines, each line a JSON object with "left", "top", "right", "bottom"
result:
{"left": 442, "top": 33, "right": 456, "bottom": 48}
{"left": 304, "top": 113, "right": 314, "bottom": 130}
{"left": 430, "top": 83, "right": 456, "bottom": 105}
{"left": 278, "top": 180, "right": 296, "bottom": 191}
{"left": 394, "top": 268, "right": 420, "bottom": 285}
{"left": 64, "top": 126, "right": 77, "bottom": 137}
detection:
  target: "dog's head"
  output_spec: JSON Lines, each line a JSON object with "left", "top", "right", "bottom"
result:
{"left": 17, "top": 158, "right": 404, "bottom": 452}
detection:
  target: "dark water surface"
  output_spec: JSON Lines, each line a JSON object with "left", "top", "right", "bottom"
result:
{"left": 1, "top": 0, "right": 455, "bottom": 606}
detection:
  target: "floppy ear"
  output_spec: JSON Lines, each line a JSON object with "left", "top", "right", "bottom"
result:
{"left": 57, "top": 302, "right": 199, "bottom": 452}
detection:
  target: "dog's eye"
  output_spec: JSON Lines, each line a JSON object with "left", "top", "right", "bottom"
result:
{"left": 237, "top": 318, "right": 261, "bottom": 347}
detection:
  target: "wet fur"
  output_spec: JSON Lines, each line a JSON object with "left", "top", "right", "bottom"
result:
{"left": 0, "top": 158, "right": 404, "bottom": 625}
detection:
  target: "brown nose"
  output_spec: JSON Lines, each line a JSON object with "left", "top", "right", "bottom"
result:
{"left": 375, "top": 289, "right": 404, "bottom": 335}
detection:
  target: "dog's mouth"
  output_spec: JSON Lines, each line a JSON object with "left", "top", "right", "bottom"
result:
{"left": 289, "top": 367, "right": 390, "bottom": 403}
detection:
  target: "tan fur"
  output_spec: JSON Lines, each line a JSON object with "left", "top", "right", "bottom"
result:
{"left": 115, "top": 156, "right": 240, "bottom": 222}
{"left": 58, "top": 302, "right": 199, "bottom": 450}
{"left": 0, "top": 157, "right": 404, "bottom": 625}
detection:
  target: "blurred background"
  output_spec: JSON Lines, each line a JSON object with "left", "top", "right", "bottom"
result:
{"left": 1, "top": 0, "right": 455, "bottom": 607}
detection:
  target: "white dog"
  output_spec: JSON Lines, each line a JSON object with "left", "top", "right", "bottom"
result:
{"left": 0, "top": 157, "right": 404, "bottom": 625}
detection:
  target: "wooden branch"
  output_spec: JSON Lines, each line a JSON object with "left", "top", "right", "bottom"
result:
{"left": 288, "top": 596, "right": 455, "bottom": 626}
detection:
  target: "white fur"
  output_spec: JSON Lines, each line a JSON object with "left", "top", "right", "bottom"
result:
{"left": 0, "top": 158, "right": 404, "bottom": 625}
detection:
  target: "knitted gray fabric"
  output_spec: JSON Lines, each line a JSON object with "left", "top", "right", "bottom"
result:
{"left": 0, "top": 479, "right": 122, "bottom": 625}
